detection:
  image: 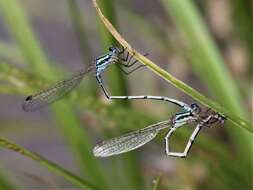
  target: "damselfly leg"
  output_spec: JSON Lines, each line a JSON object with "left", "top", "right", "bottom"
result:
{"left": 164, "top": 109, "right": 225, "bottom": 158}
{"left": 116, "top": 47, "right": 146, "bottom": 74}
{"left": 165, "top": 124, "right": 203, "bottom": 158}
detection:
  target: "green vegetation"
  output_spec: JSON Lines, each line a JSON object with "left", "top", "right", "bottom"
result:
{"left": 0, "top": 0, "right": 252, "bottom": 189}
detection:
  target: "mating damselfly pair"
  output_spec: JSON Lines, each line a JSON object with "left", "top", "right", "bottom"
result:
{"left": 22, "top": 46, "right": 226, "bottom": 158}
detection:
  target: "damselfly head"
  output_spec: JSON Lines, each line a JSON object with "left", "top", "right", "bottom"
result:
{"left": 108, "top": 46, "right": 120, "bottom": 54}
{"left": 190, "top": 103, "right": 201, "bottom": 114}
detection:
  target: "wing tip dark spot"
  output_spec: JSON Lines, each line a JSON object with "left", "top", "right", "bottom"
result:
{"left": 22, "top": 96, "right": 34, "bottom": 112}
{"left": 25, "top": 95, "right": 33, "bottom": 101}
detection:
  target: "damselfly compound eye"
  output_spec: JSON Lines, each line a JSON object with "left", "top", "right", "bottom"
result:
{"left": 108, "top": 46, "right": 114, "bottom": 51}
{"left": 190, "top": 103, "right": 201, "bottom": 113}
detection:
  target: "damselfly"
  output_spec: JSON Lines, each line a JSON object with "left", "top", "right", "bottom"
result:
{"left": 93, "top": 103, "right": 226, "bottom": 158}
{"left": 22, "top": 46, "right": 146, "bottom": 112}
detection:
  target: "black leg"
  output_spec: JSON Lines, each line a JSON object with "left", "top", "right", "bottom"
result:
{"left": 96, "top": 74, "right": 110, "bottom": 98}
{"left": 125, "top": 58, "right": 138, "bottom": 67}
{"left": 127, "top": 65, "right": 145, "bottom": 74}
{"left": 117, "top": 65, "right": 130, "bottom": 75}
{"left": 118, "top": 64, "right": 145, "bottom": 75}
{"left": 122, "top": 52, "right": 129, "bottom": 62}
{"left": 122, "top": 52, "right": 149, "bottom": 67}
{"left": 119, "top": 46, "right": 126, "bottom": 55}
{"left": 119, "top": 47, "right": 129, "bottom": 62}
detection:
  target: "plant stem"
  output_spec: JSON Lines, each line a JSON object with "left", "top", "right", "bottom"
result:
{"left": 0, "top": 137, "right": 97, "bottom": 190}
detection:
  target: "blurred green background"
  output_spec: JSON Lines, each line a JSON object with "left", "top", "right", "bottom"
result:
{"left": 0, "top": 0, "right": 252, "bottom": 189}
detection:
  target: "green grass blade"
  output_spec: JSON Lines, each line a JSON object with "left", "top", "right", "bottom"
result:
{"left": 0, "top": 0, "right": 109, "bottom": 188}
{"left": 66, "top": 0, "right": 97, "bottom": 95}
{"left": 160, "top": 0, "right": 247, "bottom": 117}
{"left": 0, "top": 137, "right": 97, "bottom": 190}
{"left": 67, "top": 0, "right": 93, "bottom": 64}
{"left": 152, "top": 176, "right": 160, "bottom": 190}
{"left": 231, "top": 0, "right": 253, "bottom": 69}
{"left": 0, "top": 0, "right": 54, "bottom": 79}
{"left": 0, "top": 170, "right": 19, "bottom": 190}
{"left": 160, "top": 0, "right": 253, "bottom": 178}
{"left": 0, "top": 42, "right": 24, "bottom": 64}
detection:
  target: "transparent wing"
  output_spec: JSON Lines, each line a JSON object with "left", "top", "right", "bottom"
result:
{"left": 22, "top": 66, "right": 94, "bottom": 112}
{"left": 93, "top": 120, "right": 170, "bottom": 157}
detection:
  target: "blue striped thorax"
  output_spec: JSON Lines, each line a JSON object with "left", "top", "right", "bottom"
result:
{"left": 95, "top": 46, "right": 121, "bottom": 74}
{"left": 172, "top": 111, "right": 195, "bottom": 128}
{"left": 172, "top": 103, "right": 201, "bottom": 128}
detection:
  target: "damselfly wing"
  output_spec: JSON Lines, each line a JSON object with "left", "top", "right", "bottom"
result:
{"left": 22, "top": 66, "right": 94, "bottom": 112}
{"left": 93, "top": 120, "right": 170, "bottom": 157}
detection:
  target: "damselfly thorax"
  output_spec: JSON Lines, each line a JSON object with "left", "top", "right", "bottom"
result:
{"left": 95, "top": 46, "right": 121, "bottom": 73}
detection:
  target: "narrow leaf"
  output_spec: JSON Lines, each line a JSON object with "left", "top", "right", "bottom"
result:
{"left": 0, "top": 137, "right": 97, "bottom": 190}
